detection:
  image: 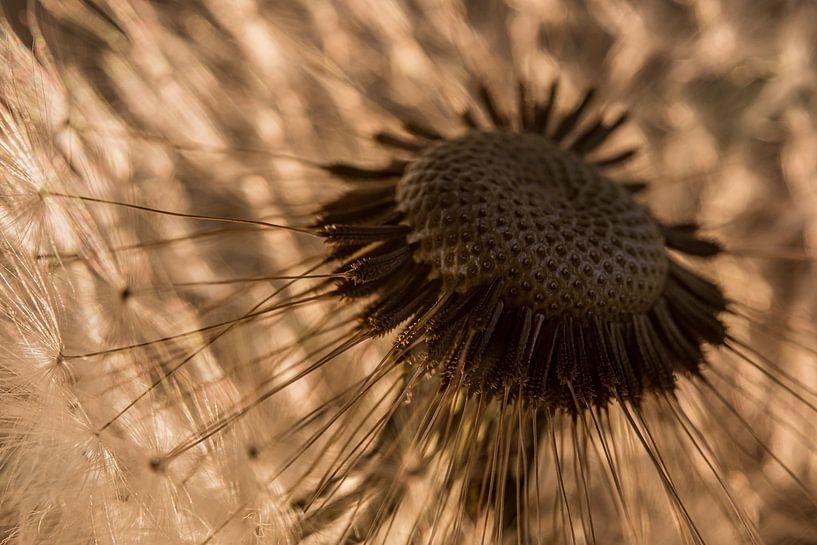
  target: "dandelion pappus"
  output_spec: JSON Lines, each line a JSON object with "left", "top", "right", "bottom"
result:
{"left": 2, "top": 2, "right": 817, "bottom": 545}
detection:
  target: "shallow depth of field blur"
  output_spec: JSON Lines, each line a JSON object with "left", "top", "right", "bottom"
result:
{"left": 1, "top": 1, "right": 817, "bottom": 544}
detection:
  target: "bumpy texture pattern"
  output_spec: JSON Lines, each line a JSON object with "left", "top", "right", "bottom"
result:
{"left": 397, "top": 131, "right": 668, "bottom": 318}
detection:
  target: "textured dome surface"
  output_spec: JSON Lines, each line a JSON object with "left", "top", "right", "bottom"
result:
{"left": 396, "top": 131, "right": 668, "bottom": 318}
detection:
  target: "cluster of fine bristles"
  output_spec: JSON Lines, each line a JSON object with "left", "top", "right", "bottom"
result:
{"left": 319, "top": 100, "right": 727, "bottom": 410}
{"left": 2, "top": 1, "right": 817, "bottom": 545}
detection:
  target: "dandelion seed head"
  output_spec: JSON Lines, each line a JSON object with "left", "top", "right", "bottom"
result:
{"left": 397, "top": 130, "right": 667, "bottom": 316}
{"left": 316, "top": 72, "right": 729, "bottom": 411}
{"left": 4, "top": 1, "right": 817, "bottom": 543}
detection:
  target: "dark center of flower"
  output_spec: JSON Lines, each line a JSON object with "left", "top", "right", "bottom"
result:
{"left": 396, "top": 132, "right": 668, "bottom": 319}
{"left": 317, "top": 84, "right": 728, "bottom": 410}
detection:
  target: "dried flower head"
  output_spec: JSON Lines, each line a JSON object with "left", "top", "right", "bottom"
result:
{"left": 317, "top": 85, "right": 727, "bottom": 414}
{"left": 2, "top": 1, "right": 817, "bottom": 545}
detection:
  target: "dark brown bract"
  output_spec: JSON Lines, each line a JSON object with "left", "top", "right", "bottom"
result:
{"left": 316, "top": 83, "right": 728, "bottom": 411}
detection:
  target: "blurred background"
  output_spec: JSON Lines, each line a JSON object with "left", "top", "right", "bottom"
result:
{"left": 1, "top": 1, "right": 817, "bottom": 543}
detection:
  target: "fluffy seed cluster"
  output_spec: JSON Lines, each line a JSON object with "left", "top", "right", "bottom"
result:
{"left": 3, "top": 1, "right": 817, "bottom": 544}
